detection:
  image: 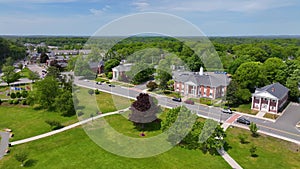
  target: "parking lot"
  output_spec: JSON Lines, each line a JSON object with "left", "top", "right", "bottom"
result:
{"left": 275, "top": 103, "right": 300, "bottom": 132}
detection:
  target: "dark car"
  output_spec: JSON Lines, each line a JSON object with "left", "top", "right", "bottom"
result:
{"left": 236, "top": 117, "right": 250, "bottom": 125}
{"left": 108, "top": 84, "right": 115, "bottom": 87}
{"left": 221, "top": 108, "right": 233, "bottom": 114}
{"left": 172, "top": 97, "right": 182, "bottom": 102}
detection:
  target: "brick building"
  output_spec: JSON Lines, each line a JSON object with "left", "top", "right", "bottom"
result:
{"left": 173, "top": 67, "right": 230, "bottom": 99}
{"left": 251, "top": 83, "right": 289, "bottom": 113}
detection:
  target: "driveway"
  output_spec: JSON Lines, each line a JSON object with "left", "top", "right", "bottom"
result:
{"left": 0, "top": 131, "right": 10, "bottom": 159}
{"left": 275, "top": 103, "right": 300, "bottom": 132}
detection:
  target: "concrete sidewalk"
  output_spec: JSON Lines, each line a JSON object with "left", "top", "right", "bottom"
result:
{"left": 256, "top": 111, "right": 266, "bottom": 118}
{"left": 0, "top": 131, "right": 10, "bottom": 159}
{"left": 11, "top": 108, "right": 129, "bottom": 146}
{"left": 219, "top": 114, "right": 243, "bottom": 169}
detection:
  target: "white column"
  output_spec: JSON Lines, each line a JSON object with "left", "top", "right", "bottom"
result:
{"left": 275, "top": 99, "right": 278, "bottom": 113}
{"left": 251, "top": 96, "right": 254, "bottom": 109}
{"left": 258, "top": 97, "right": 261, "bottom": 110}
{"left": 267, "top": 99, "right": 270, "bottom": 112}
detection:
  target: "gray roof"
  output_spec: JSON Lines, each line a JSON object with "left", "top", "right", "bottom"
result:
{"left": 113, "top": 64, "right": 132, "bottom": 72}
{"left": 255, "top": 82, "right": 289, "bottom": 99}
{"left": 173, "top": 71, "right": 230, "bottom": 87}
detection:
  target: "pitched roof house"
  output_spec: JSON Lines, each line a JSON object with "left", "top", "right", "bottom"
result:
{"left": 112, "top": 63, "right": 132, "bottom": 80}
{"left": 173, "top": 67, "right": 230, "bottom": 99}
{"left": 251, "top": 82, "right": 289, "bottom": 113}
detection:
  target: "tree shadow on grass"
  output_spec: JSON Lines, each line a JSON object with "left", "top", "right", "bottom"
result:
{"left": 24, "top": 159, "right": 38, "bottom": 167}
{"left": 251, "top": 154, "right": 259, "bottom": 158}
{"left": 134, "top": 119, "right": 162, "bottom": 131}
{"left": 223, "top": 142, "right": 232, "bottom": 151}
{"left": 251, "top": 133, "right": 260, "bottom": 138}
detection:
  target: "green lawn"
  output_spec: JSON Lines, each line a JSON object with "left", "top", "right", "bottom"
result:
{"left": 76, "top": 87, "right": 132, "bottom": 120}
{"left": 104, "top": 108, "right": 168, "bottom": 138}
{"left": 18, "top": 68, "right": 33, "bottom": 78}
{"left": 0, "top": 127, "right": 230, "bottom": 169}
{"left": 225, "top": 127, "right": 300, "bottom": 169}
{"left": 0, "top": 105, "right": 78, "bottom": 141}
{"left": 263, "top": 113, "right": 280, "bottom": 120}
{"left": 232, "top": 103, "right": 258, "bottom": 115}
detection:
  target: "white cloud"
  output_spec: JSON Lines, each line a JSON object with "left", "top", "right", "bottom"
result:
{"left": 131, "top": 0, "right": 296, "bottom": 13}
{"left": 0, "top": 0, "right": 77, "bottom": 3}
{"left": 89, "top": 8, "right": 104, "bottom": 15}
{"left": 132, "top": 0, "right": 150, "bottom": 11}
{"left": 89, "top": 5, "right": 110, "bottom": 16}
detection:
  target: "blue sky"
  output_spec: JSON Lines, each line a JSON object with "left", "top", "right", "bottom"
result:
{"left": 0, "top": 0, "right": 300, "bottom": 36}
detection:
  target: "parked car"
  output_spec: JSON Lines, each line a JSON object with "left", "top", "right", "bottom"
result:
{"left": 236, "top": 117, "right": 250, "bottom": 125}
{"left": 96, "top": 82, "right": 102, "bottom": 85}
{"left": 221, "top": 108, "right": 233, "bottom": 114}
{"left": 108, "top": 84, "right": 115, "bottom": 87}
{"left": 172, "top": 97, "right": 182, "bottom": 102}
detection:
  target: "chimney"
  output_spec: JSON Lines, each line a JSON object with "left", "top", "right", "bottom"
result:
{"left": 271, "top": 87, "right": 275, "bottom": 92}
{"left": 199, "top": 66, "right": 204, "bottom": 75}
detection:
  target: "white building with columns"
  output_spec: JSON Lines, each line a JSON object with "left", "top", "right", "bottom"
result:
{"left": 251, "top": 83, "right": 289, "bottom": 113}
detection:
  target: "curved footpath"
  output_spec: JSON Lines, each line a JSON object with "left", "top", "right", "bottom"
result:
{"left": 11, "top": 108, "right": 128, "bottom": 146}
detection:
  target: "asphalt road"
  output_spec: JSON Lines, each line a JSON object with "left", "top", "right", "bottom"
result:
{"left": 74, "top": 77, "right": 300, "bottom": 143}
{"left": 0, "top": 131, "right": 10, "bottom": 159}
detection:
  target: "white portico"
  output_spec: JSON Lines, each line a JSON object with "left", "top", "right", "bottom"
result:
{"left": 251, "top": 83, "right": 289, "bottom": 113}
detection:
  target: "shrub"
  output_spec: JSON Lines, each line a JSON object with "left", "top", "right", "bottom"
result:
{"left": 9, "top": 100, "right": 14, "bottom": 104}
{"left": 184, "top": 99, "right": 194, "bottom": 105}
{"left": 238, "top": 134, "right": 248, "bottom": 144}
{"left": 13, "top": 99, "right": 19, "bottom": 105}
{"left": 45, "top": 120, "right": 63, "bottom": 130}
{"left": 107, "top": 72, "right": 113, "bottom": 79}
{"left": 95, "top": 89, "right": 100, "bottom": 95}
{"left": 249, "top": 145, "right": 258, "bottom": 157}
{"left": 88, "top": 89, "right": 94, "bottom": 95}
{"left": 146, "top": 81, "right": 158, "bottom": 91}
{"left": 0, "top": 99, "right": 2, "bottom": 105}
{"left": 77, "top": 111, "right": 84, "bottom": 116}
{"left": 21, "top": 91, "right": 28, "bottom": 98}
{"left": 22, "top": 99, "right": 27, "bottom": 105}
{"left": 16, "top": 92, "right": 22, "bottom": 98}
{"left": 10, "top": 93, "right": 16, "bottom": 99}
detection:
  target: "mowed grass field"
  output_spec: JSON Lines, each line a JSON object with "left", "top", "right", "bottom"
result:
{"left": 0, "top": 127, "right": 230, "bottom": 169}
{"left": 225, "top": 127, "right": 300, "bottom": 169}
{"left": 0, "top": 105, "right": 78, "bottom": 141}
{"left": 0, "top": 88, "right": 131, "bottom": 141}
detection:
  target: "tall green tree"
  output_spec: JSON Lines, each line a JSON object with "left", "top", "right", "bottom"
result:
{"left": 1, "top": 65, "right": 20, "bottom": 86}
{"left": 262, "top": 58, "right": 287, "bottom": 84}
{"left": 199, "top": 119, "right": 226, "bottom": 153}
{"left": 163, "top": 106, "right": 197, "bottom": 146}
{"left": 286, "top": 69, "right": 300, "bottom": 102}
{"left": 28, "top": 71, "right": 40, "bottom": 82}
{"left": 234, "top": 62, "right": 267, "bottom": 92}
{"left": 53, "top": 90, "right": 76, "bottom": 116}
{"left": 30, "top": 77, "right": 59, "bottom": 110}
{"left": 46, "top": 66, "right": 61, "bottom": 79}
{"left": 126, "top": 63, "right": 154, "bottom": 84}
